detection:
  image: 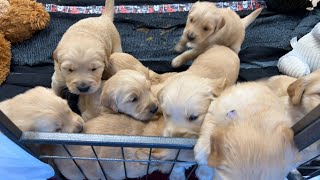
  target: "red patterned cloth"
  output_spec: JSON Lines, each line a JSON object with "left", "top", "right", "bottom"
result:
{"left": 44, "top": 0, "right": 266, "bottom": 14}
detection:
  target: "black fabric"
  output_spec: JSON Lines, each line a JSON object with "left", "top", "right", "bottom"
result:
{"left": 265, "top": 0, "right": 312, "bottom": 14}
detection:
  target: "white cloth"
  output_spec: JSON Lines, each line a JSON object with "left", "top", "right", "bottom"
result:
{"left": 0, "top": 133, "right": 54, "bottom": 180}
{"left": 277, "top": 22, "right": 320, "bottom": 78}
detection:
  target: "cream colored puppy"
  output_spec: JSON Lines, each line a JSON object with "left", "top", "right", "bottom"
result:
{"left": 78, "top": 69, "right": 158, "bottom": 121}
{"left": 172, "top": 1, "right": 262, "bottom": 67}
{"left": 159, "top": 45, "right": 239, "bottom": 136}
{"left": 106, "top": 52, "right": 177, "bottom": 97}
{"left": 53, "top": 113, "right": 196, "bottom": 180}
{"left": 51, "top": 0, "right": 122, "bottom": 95}
{"left": 0, "top": 87, "right": 83, "bottom": 133}
{"left": 194, "top": 82, "right": 299, "bottom": 180}
{"left": 260, "top": 71, "right": 320, "bottom": 164}
{"left": 258, "top": 71, "right": 320, "bottom": 125}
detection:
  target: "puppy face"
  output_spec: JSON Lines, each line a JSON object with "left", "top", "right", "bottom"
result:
{"left": 184, "top": 2, "right": 225, "bottom": 47}
{"left": 54, "top": 39, "right": 106, "bottom": 95}
{"left": 288, "top": 70, "right": 320, "bottom": 111}
{"left": 101, "top": 70, "right": 158, "bottom": 121}
{"left": 1, "top": 87, "right": 84, "bottom": 133}
{"left": 158, "top": 75, "right": 226, "bottom": 132}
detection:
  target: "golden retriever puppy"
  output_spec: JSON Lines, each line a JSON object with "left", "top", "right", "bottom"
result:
{"left": 194, "top": 82, "right": 300, "bottom": 180}
{"left": 258, "top": 72, "right": 320, "bottom": 164}
{"left": 257, "top": 75, "right": 297, "bottom": 97}
{"left": 78, "top": 69, "right": 158, "bottom": 121}
{"left": 53, "top": 113, "right": 195, "bottom": 180}
{"left": 258, "top": 71, "right": 320, "bottom": 125}
{"left": 105, "top": 52, "right": 177, "bottom": 97}
{"left": 159, "top": 45, "right": 239, "bottom": 136}
{"left": 51, "top": 0, "right": 122, "bottom": 96}
{"left": 0, "top": 87, "right": 83, "bottom": 133}
{"left": 172, "top": 1, "right": 262, "bottom": 67}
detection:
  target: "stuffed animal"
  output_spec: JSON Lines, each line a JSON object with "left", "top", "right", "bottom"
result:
{"left": 277, "top": 22, "right": 320, "bottom": 78}
{"left": 0, "top": 0, "right": 50, "bottom": 85}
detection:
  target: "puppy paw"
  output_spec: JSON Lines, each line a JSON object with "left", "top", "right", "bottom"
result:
{"left": 169, "top": 167, "right": 186, "bottom": 180}
{"left": 194, "top": 138, "right": 211, "bottom": 165}
{"left": 174, "top": 44, "right": 185, "bottom": 53}
{"left": 195, "top": 166, "right": 215, "bottom": 180}
{"left": 171, "top": 56, "right": 184, "bottom": 68}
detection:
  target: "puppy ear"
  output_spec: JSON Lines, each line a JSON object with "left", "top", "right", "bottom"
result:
{"left": 210, "top": 78, "right": 227, "bottom": 97}
{"left": 53, "top": 48, "right": 59, "bottom": 63}
{"left": 207, "top": 131, "right": 224, "bottom": 167}
{"left": 156, "top": 87, "right": 165, "bottom": 105}
{"left": 213, "top": 15, "right": 226, "bottom": 33}
{"left": 100, "top": 84, "right": 118, "bottom": 112}
{"left": 189, "top": 1, "right": 199, "bottom": 14}
{"left": 287, "top": 79, "right": 306, "bottom": 105}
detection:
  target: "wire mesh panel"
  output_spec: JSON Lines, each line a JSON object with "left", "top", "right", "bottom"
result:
{"left": 0, "top": 110, "right": 319, "bottom": 179}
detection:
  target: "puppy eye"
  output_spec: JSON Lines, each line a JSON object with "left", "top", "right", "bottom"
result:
{"left": 203, "top": 26, "right": 209, "bottom": 31}
{"left": 189, "top": 18, "right": 194, "bottom": 23}
{"left": 131, "top": 96, "right": 138, "bottom": 103}
{"left": 91, "top": 68, "right": 97, "bottom": 72}
{"left": 68, "top": 69, "right": 73, "bottom": 73}
{"left": 188, "top": 115, "right": 198, "bottom": 121}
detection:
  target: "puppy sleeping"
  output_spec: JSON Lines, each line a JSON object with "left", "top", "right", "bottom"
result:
{"left": 53, "top": 113, "right": 197, "bottom": 180}
{"left": 172, "top": 1, "right": 262, "bottom": 67}
{"left": 194, "top": 82, "right": 299, "bottom": 180}
{"left": 78, "top": 69, "right": 158, "bottom": 121}
{"left": 0, "top": 87, "right": 84, "bottom": 133}
{"left": 51, "top": 0, "right": 122, "bottom": 95}
{"left": 259, "top": 70, "right": 320, "bottom": 164}
{"left": 106, "top": 52, "right": 177, "bottom": 97}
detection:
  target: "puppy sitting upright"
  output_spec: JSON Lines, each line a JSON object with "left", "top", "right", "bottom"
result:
{"left": 51, "top": 0, "right": 122, "bottom": 95}
{"left": 0, "top": 87, "right": 84, "bottom": 133}
{"left": 172, "top": 1, "right": 262, "bottom": 67}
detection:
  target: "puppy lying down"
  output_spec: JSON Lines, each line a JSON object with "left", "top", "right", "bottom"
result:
{"left": 159, "top": 45, "right": 239, "bottom": 137}
{"left": 0, "top": 86, "right": 83, "bottom": 133}
{"left": 51, "top": 0, "right": 122, "bottom": 96}
{"left": 53, "top": 113, "right": 196, "bottom": 180}
{"left": 106, "top": 52, "right": 177, "bottom": 97}
{"left": 259, "top": 70, "right": 320, "bottom": 164}
{"left": 78, "top": 69, "right": 158, "bottom": 121}
{"left": 194, "top": 82, "right": 300, "bottom": 180}
{"left": 172, "top": 1, "right": 262, "bottom": 67}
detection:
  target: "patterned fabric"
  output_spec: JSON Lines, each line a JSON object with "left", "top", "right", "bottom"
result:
{"left": 45, "top": 0, "right": 266, "bottom": 14}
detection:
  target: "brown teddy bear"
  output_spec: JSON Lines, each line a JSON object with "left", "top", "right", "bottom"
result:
{"left": 0, "top": 0, "right": 50, "bottom": 85}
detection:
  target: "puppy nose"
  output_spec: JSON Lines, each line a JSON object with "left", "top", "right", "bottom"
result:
{"left": 77, "top": 83, "right": 90, "bottom": 93}
{"left": 150, "top": 105, "right": 158, "bottom": 114}
{"left": 76, "top": 121, "right": 84, "bottom": 133}
{"left": 187, "top": 33, "right": 195, "bottom": 41}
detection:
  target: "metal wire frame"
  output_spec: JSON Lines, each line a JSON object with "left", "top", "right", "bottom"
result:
{"left": 0, "top": 109, "right": 320, "bottom": 180}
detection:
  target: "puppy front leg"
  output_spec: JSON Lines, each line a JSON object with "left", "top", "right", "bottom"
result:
{"left": 194, "top": 114, "right": 216, "bottom": 165}
{"left": 171, "top": 49, "right": 200, "bottom": 68}
{"left": 51, "top": 71, "right": 66, "bottom": 96}
{"left": 169, "top": 164, "right": 189, "bottom": 180}
{"left": 195, "top": 165, "right": 215, "bottom": 180}
{"left": 175, "top": 36, "right": 188, "bottom": 53}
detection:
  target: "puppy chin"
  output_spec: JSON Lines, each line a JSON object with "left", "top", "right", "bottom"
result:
{"left": 133, "top": 113, "right": 154, "bottom": 121}
{"left": 186, "top": 42, "right": 196, "bottom": 48}
{"left": 66, "top": 84, "right": 99, "bottom": 95}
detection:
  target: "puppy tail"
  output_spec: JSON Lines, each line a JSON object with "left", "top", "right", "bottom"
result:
{"left": 103, "top": 0, "right": 115, "bottom": 20}
{"left": 241, "top": 8, "right": 263, "bottom": 29}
